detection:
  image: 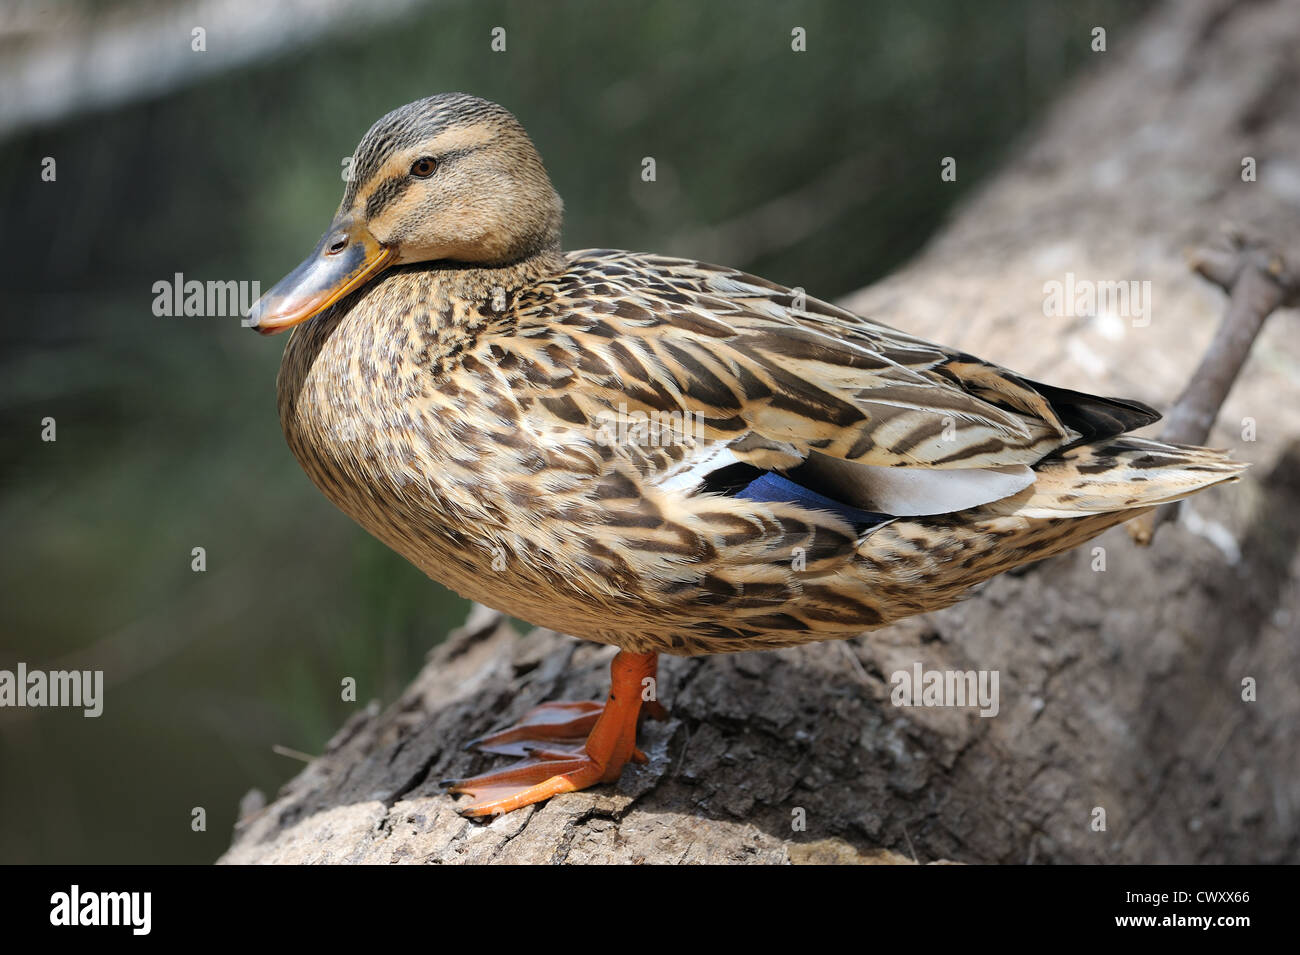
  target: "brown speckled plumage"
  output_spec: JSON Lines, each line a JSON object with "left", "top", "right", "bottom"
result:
{"left": 270, "top": 94, "right": 1244, "bottom": 657}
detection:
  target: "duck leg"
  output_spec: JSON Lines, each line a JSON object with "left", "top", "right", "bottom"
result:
{"left": 444, "top": 650, "right": 666, "bottom": 817}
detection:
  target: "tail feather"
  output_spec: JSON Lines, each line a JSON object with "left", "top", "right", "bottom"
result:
{"left": 1009, "top": 437, "right": 1247, "bottom": 519}
{"left": 1025, "top": 379, "right": 1162, "bottom": 443}
{"left": 852, "top": 436, "right": 1245, "bottom": 627}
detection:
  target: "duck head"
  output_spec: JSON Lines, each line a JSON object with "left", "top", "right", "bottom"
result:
{"left": 247, "top": 93, "right": 562, "bottom": 335}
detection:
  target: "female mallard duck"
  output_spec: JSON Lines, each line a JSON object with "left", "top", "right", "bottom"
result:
{"left": 249, "top": 93, "right": 1243, "bottom": 817}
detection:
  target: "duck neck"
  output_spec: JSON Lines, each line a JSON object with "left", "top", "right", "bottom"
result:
{"left": 278, "top": 244, "right": 568, "bottom": 429}
{"left": 419, "top": 243, "right": 566, "bottom": 312}
{"left": 275, "top": 243, "right": 567, "bottom": 540}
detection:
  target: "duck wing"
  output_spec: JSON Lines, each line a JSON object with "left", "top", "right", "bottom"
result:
{"left": 504, "top": 249, "right": 1158, "bottom": 518}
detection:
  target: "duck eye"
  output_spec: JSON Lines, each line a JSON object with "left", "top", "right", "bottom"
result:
{"left": 410, "top": 157, "right": 437, "bottom": 179}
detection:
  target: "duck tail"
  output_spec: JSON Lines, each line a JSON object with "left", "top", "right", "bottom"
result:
{"left": 1009, "top": 436, "right": 1247, "bottom": 520}
{"left": 856, "top": 437, "right": 1246, "bottom": 626}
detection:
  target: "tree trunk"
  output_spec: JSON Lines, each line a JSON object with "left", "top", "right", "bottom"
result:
{"left": 220, "top": 0, "right": 1300, "bottom": 864}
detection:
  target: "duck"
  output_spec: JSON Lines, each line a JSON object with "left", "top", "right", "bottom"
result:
{"left": 247, "top": 93, "right": 1245, "bottom": 818}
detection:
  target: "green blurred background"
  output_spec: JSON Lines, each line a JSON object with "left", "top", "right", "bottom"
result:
{"left": 0, "top": 0, "right": 1136, "bottom": 863}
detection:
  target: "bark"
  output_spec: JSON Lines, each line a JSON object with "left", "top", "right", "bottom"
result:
{"left": 221, "top": 0, "right": 1300, "bottom": 865}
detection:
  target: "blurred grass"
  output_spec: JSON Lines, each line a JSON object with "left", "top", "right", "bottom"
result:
{"left": 0, "top": 0, "right": 1137, "bottom": 862}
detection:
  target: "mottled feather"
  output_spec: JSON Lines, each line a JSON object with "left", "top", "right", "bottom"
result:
{"left": 273, "top": 95, "right": 1244, "bottom": 657}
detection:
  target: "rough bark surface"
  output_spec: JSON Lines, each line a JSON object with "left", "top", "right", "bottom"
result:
{"left": 221, "top": 0, "right": 1300, "bottom": 865}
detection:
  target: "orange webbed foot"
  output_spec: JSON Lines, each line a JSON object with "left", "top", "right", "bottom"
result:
{"left": 444, "top": 651, "right": 664, "bottom": 818}
{"left": 462, "top": 700, "right": 604, "bottom": 757}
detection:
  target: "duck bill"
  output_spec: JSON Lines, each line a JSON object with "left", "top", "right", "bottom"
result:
{"left": 246, "top": 217, "right": 393, "bottom": 335}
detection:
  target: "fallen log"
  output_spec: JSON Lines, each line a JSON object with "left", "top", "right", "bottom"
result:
{"left": 222, "top": 0, "right": 1300, "bottom": 864}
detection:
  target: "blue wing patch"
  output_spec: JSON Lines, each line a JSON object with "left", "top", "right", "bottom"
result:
{"left": 736, "top": 472, "right": 891, "bottom": 531}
